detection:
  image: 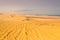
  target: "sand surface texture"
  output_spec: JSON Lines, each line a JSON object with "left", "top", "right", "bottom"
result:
{"left": 0, "top": 14, "right": 60, "bottom": 40}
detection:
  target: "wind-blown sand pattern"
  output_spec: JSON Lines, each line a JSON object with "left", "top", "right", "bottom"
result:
{"left": 0, "top": 14, "right": 60, "bottom": 40}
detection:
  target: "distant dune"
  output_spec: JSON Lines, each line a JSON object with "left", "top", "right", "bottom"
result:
{"left": 0, "top": 14, "right": 60, "bottom": 19}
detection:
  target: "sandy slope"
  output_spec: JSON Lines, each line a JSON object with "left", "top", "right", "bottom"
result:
{"left": 0, "top": 14, "right": 60, "bottom": 40}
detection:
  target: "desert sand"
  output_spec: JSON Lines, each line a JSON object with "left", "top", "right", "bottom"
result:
{"left": 0, "top": 14, "right": 60, "bottom": 40}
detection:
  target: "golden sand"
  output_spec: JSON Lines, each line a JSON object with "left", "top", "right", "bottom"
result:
{"left": 0, "top": 14, "right": 60, "bottom": 40}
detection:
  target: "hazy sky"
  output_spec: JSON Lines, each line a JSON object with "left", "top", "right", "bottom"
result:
{"left": 0, "top": 0, "right": 60, "bottom": 15}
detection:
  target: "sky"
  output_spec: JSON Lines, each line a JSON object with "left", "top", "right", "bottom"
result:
{"left": 0, "top": 0, "right": 60, "bottom": 15}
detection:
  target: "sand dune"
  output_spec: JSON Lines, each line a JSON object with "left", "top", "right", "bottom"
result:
{"left": 0, "top": 14, "right": 60, "bottom": 40}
